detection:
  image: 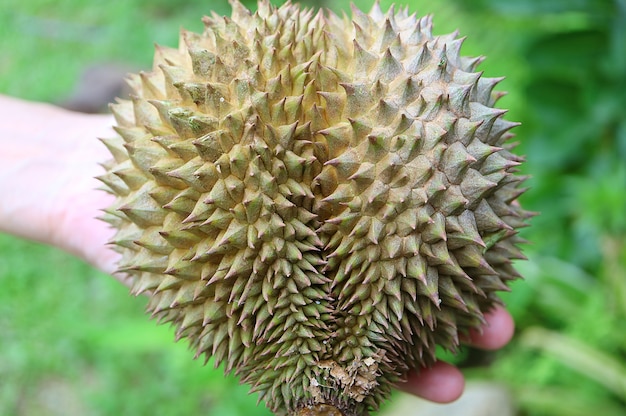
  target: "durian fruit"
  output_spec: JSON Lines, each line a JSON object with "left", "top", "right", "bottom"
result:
{"left": 99, "top": 1, "right": 531, "bottom": 415}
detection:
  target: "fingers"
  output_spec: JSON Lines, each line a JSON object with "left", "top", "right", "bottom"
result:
{"left": 396, "top": 361, "right": 464, "bottom": 403}
{"left": 465, "top": 305, "right": 515, "bottom": 350}
{"left": 396, "top": 306, "right": 515, "bottom": 402}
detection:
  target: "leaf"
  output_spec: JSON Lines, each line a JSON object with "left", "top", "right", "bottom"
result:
{"left": 526, "top": 30, "right": 607, "bottom": 80}
{"left": 524, "top": 78, "right": 583, "bottom": 128}
{"left": 521, "top": 327, "right": 626, "bottom": 398}
{"left": 482, "top": 0, "right": 613, "bottom": 16}
{"left": 515, "top": 385, "right": 626, "bottom": 416}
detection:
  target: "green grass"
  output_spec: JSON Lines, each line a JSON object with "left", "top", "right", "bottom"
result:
{"left": 0, "top": 235, "right": 270, "bottom": 415}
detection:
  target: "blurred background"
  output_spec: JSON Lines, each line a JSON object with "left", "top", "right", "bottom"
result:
{"left": 0, "top": 0, "right": 624, "bottom": 415}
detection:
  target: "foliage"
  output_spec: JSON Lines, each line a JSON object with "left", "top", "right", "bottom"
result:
{"left": 451, "top": 0, "right": 626, "bottom": 414}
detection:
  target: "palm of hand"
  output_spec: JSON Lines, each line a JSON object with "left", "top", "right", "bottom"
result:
{"left": 0, "top": 97, "right": 119, "bottom": 274}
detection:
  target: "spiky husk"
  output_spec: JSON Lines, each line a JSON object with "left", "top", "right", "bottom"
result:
{"left": 99, "top": 1, "right": 531, "bottom": 414}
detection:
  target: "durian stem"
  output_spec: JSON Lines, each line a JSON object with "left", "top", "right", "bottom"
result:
{"left": 295, "top": 404, "right": 346, "bottom": 416}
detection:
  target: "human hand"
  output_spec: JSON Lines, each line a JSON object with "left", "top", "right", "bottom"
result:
{"left": 397, "top": 304, "right": 514, "bottom": 402}
{"left": 0, "top": 95, "right": 515, "bottom": 404}
{"left": 0, "top": 95, "right": 121, "bottom": 279}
